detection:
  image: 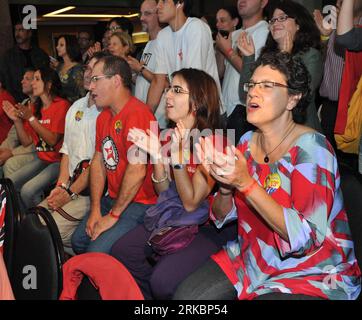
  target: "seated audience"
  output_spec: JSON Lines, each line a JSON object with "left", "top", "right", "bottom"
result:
{"left": 0, "top": 69, "right": 36, "bottom": 178}
{"left": 38, "top": 53, "right": 108, "bottom": 255}
{"left": 111, "top": 68, "right": 236, "bottom": 300}
{"left": 3, "top": 67, "right": 70, "bottom": 210}
{"left": 174, "top": 52, "right": 361, "bottom": 300}
{"left": 71, "top": 56, "right": 157, "bottom": 254}
{"left": 0, "top": 82, "right": 16, "bottom": 145}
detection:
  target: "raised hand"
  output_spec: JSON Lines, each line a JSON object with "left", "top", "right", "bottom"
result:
{"left": 280, "top": 31, "right": 293, "bottom": 53}
{"left": 197, "top": 137, "right": 253, "bottom": 191}
{"left": 126, "top": 56, "right": 143, "bottom": 73}
{"left": 313, "top": 9, "right": 334, "bottom": 37}
{"left": 170, "top": 120, "right": 190, "bottom": 165}
{"left": 17, "top": 102, "right": 33, "bottom": 121}
{"left": 128, "top": 127, "right": 162, "bottom": 162}
{"left": 237, "top": 31, "right": 255, "bottom": 57}
{"left": 2, "top": 101, "right": 20, "bottom": 122}
{"left": 215, "top": 32, "right": 233, "bottom": 56}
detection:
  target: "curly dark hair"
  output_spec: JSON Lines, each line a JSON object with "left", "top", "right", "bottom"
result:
{"left": 261, "top": 0, "right": 321, "bottom": 56}
{"left": 57, "top": 35, "right": 82, "bottom": 62}
{"left": 34, "top": 67, "right": 64, "bottom": 119}
{"left": 251, "top": 51, "right": 311, "bottom": 124}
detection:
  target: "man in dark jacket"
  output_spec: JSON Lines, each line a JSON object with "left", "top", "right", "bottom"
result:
{"left": 0, "top": 22, "right": 49, "bottom": 101}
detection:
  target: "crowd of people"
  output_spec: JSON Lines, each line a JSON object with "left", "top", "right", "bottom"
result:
{"left": 0, "top": 0, "right": 361, "bottom": 300}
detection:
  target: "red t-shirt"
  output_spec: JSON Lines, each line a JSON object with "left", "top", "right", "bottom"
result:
{"left": 0, "top": 90, "right": 16, "bottom": 144}
{"left": 95, "top": 96, "right": 157, "bottom": 205}
{"left": 24, "top": 97, "right": 70, "bottom": 163}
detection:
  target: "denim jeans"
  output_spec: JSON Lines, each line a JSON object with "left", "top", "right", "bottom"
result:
{"left": 71, "top": 196, "right": 151, "bottom": 254}
{"left": 6, "top": 156, "right": 59, "bottom": 210}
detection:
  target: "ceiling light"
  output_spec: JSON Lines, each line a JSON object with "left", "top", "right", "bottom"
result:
{"left": 43, "top": 7, "right": 139, "bottom": 19}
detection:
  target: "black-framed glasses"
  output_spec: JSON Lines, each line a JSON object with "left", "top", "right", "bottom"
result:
{"left": 164, "top": 86, "right": 190, "bottom": 95}
{"left": 243, "top": 81, "right": 291, "bottom": 93}
{"left": 90, "top": 74, "right": 115, "bottom": 83}
{"left": 269, "top": 14, "right": 290, "bottom": 25}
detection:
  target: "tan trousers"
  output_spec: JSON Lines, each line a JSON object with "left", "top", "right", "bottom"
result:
{"left": 39, "top": 195, "right": 90, "bottom": 254}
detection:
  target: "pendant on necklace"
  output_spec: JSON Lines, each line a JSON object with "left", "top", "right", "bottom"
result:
{"left": 264, "top": 155, "right": 270, "bottom": 163}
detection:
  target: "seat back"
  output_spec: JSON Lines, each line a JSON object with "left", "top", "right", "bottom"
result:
{"left": 11, "top": 206, "right": 65, "bottom": 300}
{"left": 339, "top": 165, "right": 362, "bottom": 271}
{"left": 0, "top": 178, "right": 23, "bottom": 280}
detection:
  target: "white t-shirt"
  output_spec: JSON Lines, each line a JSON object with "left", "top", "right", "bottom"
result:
{"left": 135, "top": 39, "right": 168, "bottom": 129}
{"left": 222, "top": 20, "right": 269, "bottom": 116}
{"left": 60, "top": 93, "right": 101, "bottom": 176}
{"left": 154, "top": 17, "right": 223, "bottom": 112}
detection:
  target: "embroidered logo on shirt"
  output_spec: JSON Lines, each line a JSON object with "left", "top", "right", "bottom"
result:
{"left": 102, "top": 136, "right": 119, "bottom": 171}
{"left": 115, "top": 120, "right": 123, "bottom": 134}
{"left": 75, "top": 111, "right": 84, "bottom": 122}
{"left": 264, "top": 173, "right": 281, "bottom": 195}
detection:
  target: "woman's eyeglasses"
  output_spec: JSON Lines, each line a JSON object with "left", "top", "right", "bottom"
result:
{"left": 164, "top": 86, "right": 190, "bottom": 95}
{"left": 243, "top": 81, "right": 291, "bottom": 93}
{"left": 269, "top": 15, "right": 290, "bottom": 25}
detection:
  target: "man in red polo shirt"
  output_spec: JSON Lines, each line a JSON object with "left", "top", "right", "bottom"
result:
{"left": 71, "top": 55, "right": 157, "bottom": 254}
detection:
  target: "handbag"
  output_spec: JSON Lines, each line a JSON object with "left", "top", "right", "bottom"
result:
{"left": 147, "top": 225, "right": 199, "bottom": 256}
{"left": 144, "top": 181, "right": 209, "bottom": 258}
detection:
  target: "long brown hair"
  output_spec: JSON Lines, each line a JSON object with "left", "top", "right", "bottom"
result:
{"left": 171, "top": 68, "right": 224, "bottom": 132}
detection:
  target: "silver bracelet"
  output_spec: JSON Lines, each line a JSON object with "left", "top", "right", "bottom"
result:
{"left": 151, "top": 172, "right": 168, "bottom": 184}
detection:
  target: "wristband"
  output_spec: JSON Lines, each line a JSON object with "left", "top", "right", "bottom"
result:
{"left": 226, "top": 48, "right": 234, "bottom": 58}
{"left": 139, "top": 65, "right": 146, "bottom": 75}
{"left": 28, "top": 116, "right": 35, "bottom": 122}
{"left": 240, "top": 179, "right": 258, "bottom": 197}
{"left": 151, "top": 172, "right": 168, "bottom": 184}
{"left": 109, "top": 210, "right": 120, "bottom": 220}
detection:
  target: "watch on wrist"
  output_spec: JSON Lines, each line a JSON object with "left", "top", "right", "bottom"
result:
{"left": 172, "top": 163, "right": 185, "bottom": 170}
{"left": 65, "top": 187, "right": 79, "bottom": 200}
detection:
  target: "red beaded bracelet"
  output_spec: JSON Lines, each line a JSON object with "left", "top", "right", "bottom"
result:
{"left": 109, "top": 210, "right": 120, "bottom": 220}
{"left": 241, "top": 179, "right": 258, "bottom": 197}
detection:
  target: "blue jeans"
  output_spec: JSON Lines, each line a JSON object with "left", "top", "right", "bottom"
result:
{"left": 71, "top": 196, "right": 151, "bottom": 254}
{"left": 6, "top": 156, "right": 59, "bottom": 210}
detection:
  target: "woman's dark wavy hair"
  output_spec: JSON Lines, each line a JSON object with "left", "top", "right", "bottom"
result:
{"left": 262, "top": 0, "right": 321, "bottom": 55}
{"left": 170, "top": 68, "right": 223, "bottom": 132}
{"left": 57, "top": 34, "right": 82, "bottom": 62}
{"left": 251, "top": 52, "right": 311, "bottom": 124}
{"left": 217, "top": 6, "right": 242, "bottom": 29}
{"left": 34, "top": 67, "right": 64, "bottom": 119}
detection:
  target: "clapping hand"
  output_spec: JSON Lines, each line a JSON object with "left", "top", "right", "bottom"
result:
{"left": 313, "top": 9, "right": 334, "bottom": 37}
{"left": 2, "top": 101, "right": 20, "bottom": 122}
{"left": 128, "top": 127, "right": 162, "bottom": 162}
{"left": 237, "top": 31, "right": 255, "bottom": 57}
{"left": 280, "top": 31, "right": 294, "bottom": 53}
{"left": 195, "top": 137, "right": 253, "bottom": 191}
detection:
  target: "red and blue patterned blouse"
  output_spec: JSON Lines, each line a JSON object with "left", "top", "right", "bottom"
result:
{"left": 211, "top": 131, "right": 361, "bottom": 300}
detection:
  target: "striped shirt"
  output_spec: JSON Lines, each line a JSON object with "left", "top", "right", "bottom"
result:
{"left": 319, "top": 31, "right": 345, "bottom": 101}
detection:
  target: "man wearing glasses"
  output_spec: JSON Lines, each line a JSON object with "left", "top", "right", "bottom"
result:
{"left": 71, "top": 55, "right": 157, "bottom": 254}
{"left": 127, "top": 0, "right": 167, "bottom": 128}
{"left": 38, "top": 52, "right": 108, "bottom": 255}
